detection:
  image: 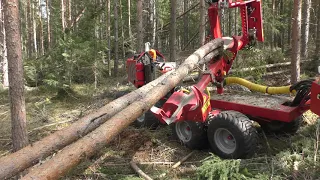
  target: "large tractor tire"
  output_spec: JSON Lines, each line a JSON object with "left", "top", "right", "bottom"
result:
{"left": 133, "top": 99, "right": 165, "bottom": 130}
{"left": 207, "top": 111, "right": 258, "bottom": 159}
{"left": 259, "top": 116, "right": 303, "bottom": 135}
{"left": 172, "top": 120, "right": 208, "bottom": 149}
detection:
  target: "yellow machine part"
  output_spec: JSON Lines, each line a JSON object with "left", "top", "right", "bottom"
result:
{"left": 225, "top": 77, "right": 295, "bottom": 95}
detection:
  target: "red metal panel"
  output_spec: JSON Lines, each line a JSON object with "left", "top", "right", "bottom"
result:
{"left": 311, "top": 82, "right": 320, "bottom": 116}
{"left": 126, "top": 59, "right": 145, "bottom": 88}
{"left": 248, "top": 1, "right": 264, "bottom": 42}
{"left": 210, "top": 99, "right": 307, "bottom": 123}
{"left": 208, "top": 4, "right": 222, "bottom": 38}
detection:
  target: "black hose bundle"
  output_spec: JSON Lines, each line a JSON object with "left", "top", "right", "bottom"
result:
{"left": 290, "top": 79, "right": 315, "bottom": 107}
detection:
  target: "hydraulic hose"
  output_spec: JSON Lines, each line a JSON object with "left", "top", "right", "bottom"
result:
{"left": 224, "top": 77, "right": 294, "bottom": 95}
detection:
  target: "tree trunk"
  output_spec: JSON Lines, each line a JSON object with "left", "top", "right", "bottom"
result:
{"left": 32, "top": 1, "right": 37, "bottom": 57}
{"left": 128, "top": 0, "right": 132, "bottom": 41}
{"left": 4, "top": 0, "right": 29, "bottom": 152}
{"left": 301, "top": 0, "right": 311, "bottom": 58}
{"left": 106, "top": 0, "right": 111, "bottom": 76}
{"left": 151, "top": 0, "right": 157, "bottom": 47}
{"left": 271, "top": 0, "right": 275, "bottom": 50}
{"left": 199, "top": 0, "right": 206, "bottom": 46}
{"left": 39, "top": 0, "right": 44, "bottom": 55}
{"left": 113, "top": 0, "right": 118, "bottom": 76}
{"left": 61, "top": 0, "right": 65, "bottom": 33}
{"left": 169, "top": 0, "right": 177, "bottom": 62}
{"left": 0, "top": 1, "right": 8, "bottom": 87}
{"left": 316, "top": 0, "right": 320, "bottom": 55}
{"left": 46, "top": 0, "right": 51, "bottom": 50}
{"left": 291, "top": 0, "right": 302, "bottom": 83}
{"left": 119, "top": 0, "right": 126, "bottom": 69}
{"left": 137, "top": 0, "right": 143, "bottom": 52}
{"left": 27, "top": 0, "right": 32, "bottom": 57}
{"left": 183, "top": 0, "right": 188, "bottom": 48}
{"left": 21, "top": 39, "right": 223, "bottom": 180}
{"left": 68, "top": 0, "right": 72, "bottom": 28}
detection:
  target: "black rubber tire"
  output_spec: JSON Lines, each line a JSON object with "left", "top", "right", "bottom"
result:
{"left": 133, "top": 99, "right": 166, "bottom": 129}
{"left": 207, "top": 111, "right": 258, "bottom": 159}
{"left": 259, "top": 116, "right": 303, "bottom": 135}
{"left": 172, "top": 121, "right": 208, "bottom": 150}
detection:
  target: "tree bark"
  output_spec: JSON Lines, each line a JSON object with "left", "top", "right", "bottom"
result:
{"left": 301, "top": 0, "right": 311, "bottom": 58}
{"left": 46, "top": 0, "right": 51, "bottom": 50}
{"left": 128, "top": 0, "right": 132, "bottom": 41}
{"left": 0, "top": 64, "right": 183, "bottom": 179}
{"left": 316, "top": 0, "right": 320, "bottom": 55}
{"left": 4, "top": 0, "right": 29, "bottom": 152}
{"left": 39, "top": 0, "right": 44, "bottom": 55}
{"left": 21, "top": 39, "right": 223, "bottom": 180}
{"left": 137, "top": 0, "right": 143, "bottom": 52}
{"left": 61, "top": 0, "right": 65, "bottom": 33}
{"left": 0, "top": 1, "right": 8, "bottom": 87}
{"left": 106, "top": 0, "right": 111, "bottom": 76}
{"left": 199, "top": 0, "right": 206, "bottom": 46}
{"left": 114, "top": 0, "right": 119, "bottom": 76}
{"left": 271, "top": 0, "right": 275, "bottom": 50}
{"left": 27, "top": 0, "right": 32, "bottom": 57}
{"left": 183, "top": 0, "right": 189, "bottom": 48}
{"left": 151, "top": 0, "right": 157, "bottom": 47}
{"left": 68, "top": 0, "right": 72, "bottom": 28}
{"left": 169, "top": 0, "right": 177, "bottom": 62}
{"left": 32, "top": 1, "right": 37, "bottom": 57}
{"left": 291, "top": 0, "right": 302, "bottom": 83}
{"left": 119, "top": 0, "right": 126, "bottom": 68}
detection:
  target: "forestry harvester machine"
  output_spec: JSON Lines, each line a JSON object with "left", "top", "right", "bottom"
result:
{"left": 126, "top": 0, "right": 320, "bottom": 159}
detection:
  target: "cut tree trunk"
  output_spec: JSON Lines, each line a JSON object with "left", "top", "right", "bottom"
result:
{"left": 0, "top": 65, "right": 175, "bottom": 179}
{"left": 21, "top": 39, "right": 223, "bottom": 180}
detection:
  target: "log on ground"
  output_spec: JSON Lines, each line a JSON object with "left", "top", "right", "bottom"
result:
{"left": 0, "top": 69, "right": 173, "bottom": 179}
{"left": 21, "top": 39, "right": 223, "bottom": 180}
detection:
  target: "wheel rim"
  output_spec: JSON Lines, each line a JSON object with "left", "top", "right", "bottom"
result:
{"left": 175, "top": 121, "right": 192, "bottom": 142}
{"left": 137, "top": 113, "right": 145, "bottom": 123}
{"left": 214, "top": 128, "right": 236, "bottom": 154}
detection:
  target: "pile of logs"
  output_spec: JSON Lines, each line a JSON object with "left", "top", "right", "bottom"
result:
{"left": 0, "top": 39, "right": 224, "bottom": 179}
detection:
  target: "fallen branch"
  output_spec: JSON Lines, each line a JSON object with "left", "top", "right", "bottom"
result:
{"left": 172, "top": 151, "right": 195, "bottom": 169}
{"left": 20, "top": 39, "right": 223, "bottom": 179}
{"left": 130, "top": 161, "right": 153, "bottom": 180}
{"left": 158, "top": 151, "right": 196, "bottom": 178}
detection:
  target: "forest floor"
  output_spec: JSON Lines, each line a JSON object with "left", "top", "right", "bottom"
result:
{"left": 0, "top": 72, "right": 319, "bottom": 180}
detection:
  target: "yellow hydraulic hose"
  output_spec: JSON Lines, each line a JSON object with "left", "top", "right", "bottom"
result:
{"left": 224, "top": 77, "right": 295, "bottom": 95}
